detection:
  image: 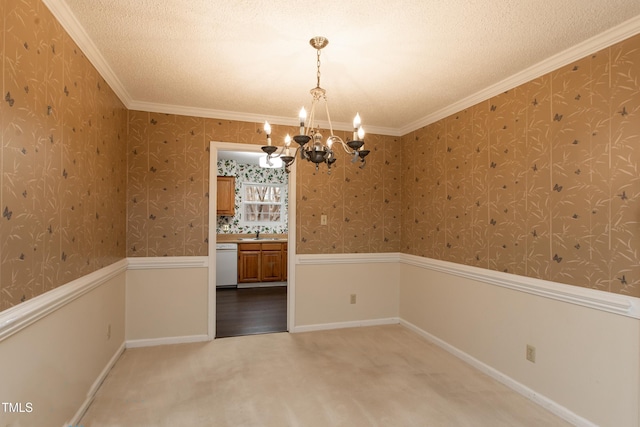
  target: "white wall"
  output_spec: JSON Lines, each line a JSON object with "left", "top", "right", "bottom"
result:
{"left": 2, "top": 253, "right": 636, "bottom": 426}
{"left": 0, "top": 262, "right": 126, "bottom": 427}
{"left": 399, "top": 257, "right": 640, "bottom": 427}
{"left": 122, "top": 254, "right": 402, "bottom": 339}
{"left": 293, "top": 254, "right": 400, "bottom": 331}
{"left": 125, "top": 259, "right": 208, "bottom": 346}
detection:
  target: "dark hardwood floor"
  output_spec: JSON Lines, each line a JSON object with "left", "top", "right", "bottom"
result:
{"left": 215, "top": 286, "right": 287, "bottom": 338}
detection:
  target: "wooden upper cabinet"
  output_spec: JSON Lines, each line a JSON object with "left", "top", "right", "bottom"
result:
{"left": 216, "top": 176, "right": 235, "bottom": 216}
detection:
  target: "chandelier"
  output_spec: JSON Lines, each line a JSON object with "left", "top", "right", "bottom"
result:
{"left": 261, "top": 36, "right": 370, "bottom": 174}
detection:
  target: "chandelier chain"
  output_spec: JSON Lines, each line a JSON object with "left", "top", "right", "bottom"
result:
{"left": 316, "top": 48, "right": 322, "bottom": 88}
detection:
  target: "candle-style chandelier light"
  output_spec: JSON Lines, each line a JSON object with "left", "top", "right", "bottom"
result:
{"left": 261, "top": 36, "right": 370, "bottom": 174}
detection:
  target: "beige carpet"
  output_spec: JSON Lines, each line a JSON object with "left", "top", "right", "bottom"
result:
{"left": 80, "top": 325, "right": 571, "bottom": 426}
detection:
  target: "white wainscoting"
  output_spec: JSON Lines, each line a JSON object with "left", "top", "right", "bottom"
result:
{"left": 398, "top": 254, "right": 640, "bottom": 427}
{"left": 0, "top": 260, "right": 127, "bottom": 427}
{"left": 295, "top": 252, "right": 639, "bottom": 427}
{"left": 125, "top": 257, "right": 209, "bottom": 347}
{"left": 400, "top": 253, "right": 639, "bottom": 319}
{"left": 2, "top": 253, "right": 637, "bottom": 426}
{"left": 293, "top": 253, "right": 401, "bottom": 332}
{"left": 0, "top": 259, "right": 128, "bottom": 340}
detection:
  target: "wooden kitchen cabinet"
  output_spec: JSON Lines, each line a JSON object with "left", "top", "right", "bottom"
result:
{"left": 261, "top": 243, "right": 283, "bottom": 282}
{"left": 238, "top": 242, "right": 287, "bottom": 283}
{"left": 283, "top": 243, "right": 288, "bottom": 281}
{"left": 238, "top": 243, "right": 261, "bottom": 283}
{"left": 216, "top": 176, "right": 235, "bottom": 216}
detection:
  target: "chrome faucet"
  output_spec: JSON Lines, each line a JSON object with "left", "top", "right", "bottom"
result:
{"left": 256, "top": 229, "right": 260, "bottom": 240}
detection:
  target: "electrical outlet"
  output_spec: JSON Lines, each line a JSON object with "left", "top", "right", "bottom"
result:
{"left": 321, "top": 214, "right": 328, "bottom": 225}
{"left": 350, "top": 294, "right": 356, "bottom": 304}
{"left": 107, "top": 324, "right": 111, "bottom": 340}
{"left": 526, "top": 344, "right": 536, "bottom": 363}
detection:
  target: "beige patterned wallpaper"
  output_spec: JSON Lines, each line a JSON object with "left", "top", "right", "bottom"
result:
{"left": 126, "top": 115, "right": 401, "bottom": 256}
{"left": 0, "top": 0, "right": 127, "bottom": 310}
{"left": 401, "top": 34, "right": 640, "bottom": 298}
{"left": 296, "top": 131, "right": 402, "bottom": 253}
{"left": 3, "top": 0, "right": 639, "bottom": 312}
{"left": 127, "top": 112, "right": 210, "bottom": 257}
{"left": 126, "top": 114, "right": 277, "bottom": 257}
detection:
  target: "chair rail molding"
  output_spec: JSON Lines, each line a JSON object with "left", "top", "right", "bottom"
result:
{"left": 126, "top": 256, "right": 209, "bottom": 270}
{"left": 400, "top": 253, "right": 639, "bottom": 319}
{"left": 0, "top": 259, "right": 128, "bottom": 342}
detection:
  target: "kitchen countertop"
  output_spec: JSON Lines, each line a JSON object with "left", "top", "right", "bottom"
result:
{"left": 216, "top": 234, "right": 288, "bottom": 243}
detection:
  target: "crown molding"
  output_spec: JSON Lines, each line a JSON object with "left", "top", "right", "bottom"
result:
{"left": 41, "top": 1, "right": 640, "bottom": 138}
{"left": 398, "top": 14, "right": 640, "bottom": 136}
{"left": 42, "top": 0, "right": 133, "bottom": 106}
{"left": 129, "top": 100, "right": 402, "bottom": 136}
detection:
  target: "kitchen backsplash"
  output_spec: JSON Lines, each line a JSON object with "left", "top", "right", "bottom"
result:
{"left": 216, "top": 159, "right": 289, "bottom": 235}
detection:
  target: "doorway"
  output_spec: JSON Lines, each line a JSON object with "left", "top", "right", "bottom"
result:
{"left": 216, "top": 286, "right": 287, "bottom": 337}
{"left": 208, "top": 141, "right": 296, "bottom": 339}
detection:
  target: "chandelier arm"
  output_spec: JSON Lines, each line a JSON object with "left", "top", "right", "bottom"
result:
{"left": 322, "top": 95, "right": 358, "bottom": 155}
{"left": 307, "top": 101, "right": 316, "bottom": 134}
{"left": 323, "top": 95, "right": 335, "bottom": 136}
{"left": 339, "top": 138, "right": 354, "bottom": 154}
{"left": 268, "top": 146, "right": 287, "bottom": 158}
{"left": 308, "top": 90, "right": 322, "bottom": 133}
{"left": 328, "top": 135, "right": 352, "bottom": 154}
{"left": 269, "top": 145, "right": 297, "bottom": 173}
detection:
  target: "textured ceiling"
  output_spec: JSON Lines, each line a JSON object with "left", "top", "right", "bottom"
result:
{"left": 50, "top": 0, "right": 640, "bottom": 135}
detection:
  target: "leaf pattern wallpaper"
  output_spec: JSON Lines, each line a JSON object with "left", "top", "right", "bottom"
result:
{"left": 401, "top": 35, "right": 640, "bottom": 297}
{"left": 126, "top": 116, "right": 293, "bottom": 257}
{"left": 2, "top": 0, "right": 640, "bottom": 312}
{"left": 296, "top": 131, "right": 402, "bottom": 254}
{"left": 125, "top": 117, "right": 399, "bottom": 257}
{"left": 0, "top": 0, "right": 127, "bottom": 310}
{"left": 127, "top": 111, "right": 212, "bottom": 257}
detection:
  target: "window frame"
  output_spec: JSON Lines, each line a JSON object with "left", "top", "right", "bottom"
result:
{"left": 240, "top": 182, "right": 286, "bottom": 227}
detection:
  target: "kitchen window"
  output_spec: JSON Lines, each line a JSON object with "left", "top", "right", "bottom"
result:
{"left": 241, "top": 182, "right": 285, "bottom": 226}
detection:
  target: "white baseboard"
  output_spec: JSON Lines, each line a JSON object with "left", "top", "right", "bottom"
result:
{"left": 64, "top": 342, "right": 126, "bottom": 427}
{"left": 291, "top": 317, "right": 400, "bottom": 333}
{"left": 236, "top": 282, "right": 287, "bottom": 288}
{"left": 125, "top": 334, "right": 210, "bottom": 348}
{"left": 399, "top": 319, "right": 597, "bottom": 427}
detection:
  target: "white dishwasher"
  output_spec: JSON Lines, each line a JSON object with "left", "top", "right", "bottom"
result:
{"left": 216, "top": 243, "right": 238, "bottom": 288}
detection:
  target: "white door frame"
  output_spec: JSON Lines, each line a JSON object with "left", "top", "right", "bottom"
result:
{"left": 208, "top": 141, "right": 296, "bottom": 339}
